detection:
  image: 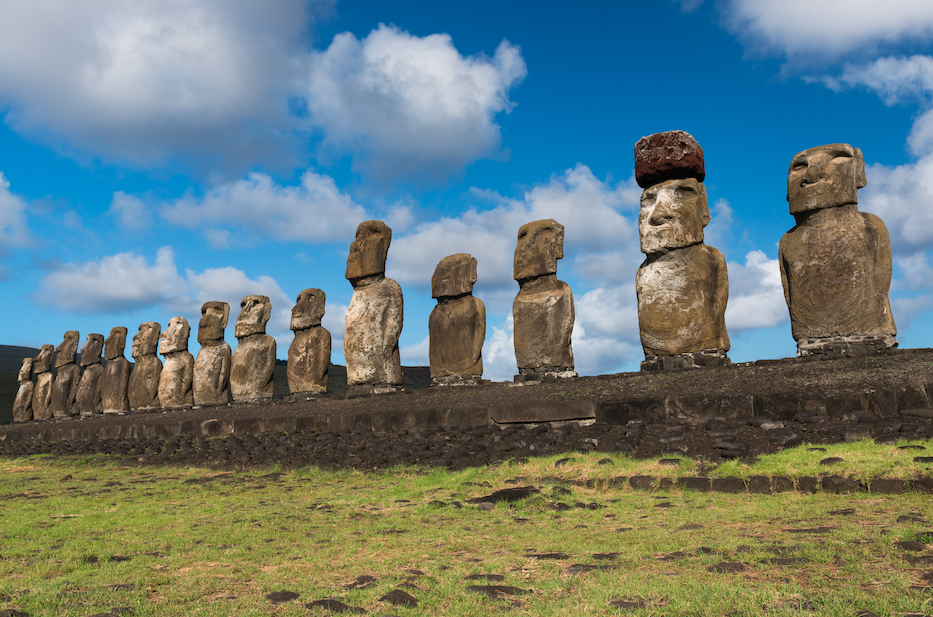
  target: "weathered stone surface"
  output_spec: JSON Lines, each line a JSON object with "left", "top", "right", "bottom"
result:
{"left": 101, "top": 327, "right": 130, "bottom": 414}
{"left": 634, "top": 130, "right": 705, "bottom": 189}
{"left": 780, "top": 144, "right": 896, "bottom": 352}
{"left": 288, "top": 289, "right": 330, "bottom": 394}
{"left": 159, "top": 317, "right": 194, "bottom": 408}
{"left": 80, "top": 333, "right": 104, "bottom": 366}
{"left": 128, "top": 322, "right": 162, "bottom": 411}
{"left": 344, "top": 221, "right": 403, "bottom": 388}
{"left": 75, "top": 364, "right": 104, "bottom": 415}
{"left": 31, "top": 344, "right": 54, "bottom": 420}
{"left": 429, "top": 254, "right": 485, "bottom": 381}
{"left": 231, "top": 296, "right": 275, "bottom": 402}
{"left": 12, "top": 358, "right": 33, "bottom": 423}
{"left": 194, "top": 301, "right": 231, "bottom": 406}
{"left": 104, "top": 326, "right": 128, "bottom": 361}
{"left": 51, "top": 331, "right": 80, "bottom": 417}
{"left": 513, "top": 220, "right": 574, "bottom": 375}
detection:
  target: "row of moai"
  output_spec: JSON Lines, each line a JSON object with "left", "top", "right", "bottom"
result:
{"left": 11, "top": 130, "right": 898, "bottom": 421}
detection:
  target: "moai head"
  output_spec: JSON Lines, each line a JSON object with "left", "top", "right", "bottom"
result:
{"left": 432, "top": 253, "right": 478, "bottom": 298}
{"left": 159, "top": 316, "right": 190, "bottom": 354}
{"left": 291, "top": 288, "right": 326, "bottom": 331}
{"left": 198, "top": 301, "right": 229, "bottom": 344}
{"left": 787, "top": 143, "right": 867, "bottom": 215}
{"left": 54, "top": 331, "right": 79, "bottom": 368}
{"left": 132, "top": 322, "right": 161, "bottom": 358}
{"left": 18, "top": 358, "right": 33, "bottom": 383}
{"left": 105, "top": 327, "right": 128, "bottom": 361}
{"left": 34, "top": 345, "right": 54, "bottom": 373}
{"left": 235, "top": 295, "right": 271, "bottom": 338}
{"left": 346, "top": 220, "right": 392, "bottom": 282}
{"left": 80, "top": 334, "right": 104, "bottom": 367}
{"left": 513, "top": 220, "right": 565, "bottom": 281}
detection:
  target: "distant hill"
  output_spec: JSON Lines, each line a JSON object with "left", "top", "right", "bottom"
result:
{"left": 0, "top": 346, "right": 41, "bottom": 372}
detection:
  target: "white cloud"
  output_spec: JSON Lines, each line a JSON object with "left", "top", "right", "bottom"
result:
{"left": 860, "top": 150, "right": 933, "bottom": 252}
{"left": 725, "top": 250, "right": 788, "bottom": 331}
{"left": 703, "top": 198, "right": 735, "bottom": 252}
{"left": 0, "top": 0, "right": 317, "bottom": 169}
{"left": 160, "top": 170, "right": 367, "bottom": 247}
{"left": 400, "top": 335, "right": 430, "bottom": 367}
{"left": 303, "top": 23, "right": 527, "bottom": 181}
{"left": 0, "top": 172, "right": 30, "bottom": 248}
{"left": 821, "top": 55, "right": 933, "bottom": 105}
{"left": 108, "top": 191, "right": 152, "bottom": 231}
{"left": 724, "top": 0, "right": 933, "bottom": 58}
{"left": 894, "top": 252, "right": 933, "bottom": 290}
{"left": 480, "top": 316, "right": 517, "bottom": 382}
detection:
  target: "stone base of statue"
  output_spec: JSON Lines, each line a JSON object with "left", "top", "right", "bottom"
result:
{"left": 796, "top": 335, "right": 897, "bottom": 358}
{"left": 283, "top": 391, "right": 328, "bottom": 402}
{"left": 345, "top": 383, "right": 404, "bottom": 398}
{"left": 431, "top": 374, "right": 484, "bottom": 387}
{"left": 641, "top": 349, "right": 731, "bottom": 371}
{"left": 513, "top": 366, "right": 578, "bottom": 384}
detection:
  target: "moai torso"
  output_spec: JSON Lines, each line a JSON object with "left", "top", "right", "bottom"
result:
{"left": 75, "top": 333, "right": 104, "bottom": 415}
{"left": 344, "top": 277, "right": 403, "bottom": 386}
{"left": 51, "top": 331, "right": 80, "bottom": 418}
{"left": 231, "top": 295, "right": 276, "bottom": 402}
{"left": 12, "top": 358, "right": 34, "bottom": 423}
{"left": 429, "top": 253, "right": 485, "bottom": 381}
{"left": 128, "top": 322, "right": 162, "bottom": 410}
{"left": 31, "top": 345, "right": 54, "bottom": 420}
{"left": 287, "top": 288, "right": 331, "bottom": 394}
{"left": 158, "top": 317, "right": 194, "bottom": 407}
{"left": 193, "top": 301, "right": 231, "bottom": 406}
{"left": 102, "top": 327, "right": 131, "bottom": 414}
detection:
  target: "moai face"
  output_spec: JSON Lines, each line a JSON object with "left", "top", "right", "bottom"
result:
{"left": 639, "top": 177, "right": 710, "bottom": 255}
{"left": 235, "top": 295, "right": 271, "bottom": 338}
{"left": 513, "top": 219, "right": 565, "bottom": 281}
{"left": 291, "top": 288, "right": 326, "bottom": 331}
{"left": 346, "top": 220, "right": 392, "bottom": 281}
{"left": 18, "top": 358, "right": 33, "bottom": 383}
{"left": 34, "top": 345, "right": 53, "bottom": 373}
{"left": 432, "top": 253, "right": 477, "bottom": 298}
{"left": 787, "top": 143, "right": 867, "bottom": 215}
{"left": 132, "top": 322, "right": 161, "bottom": 358}
{"left": 105, "top": 327, "right": 128, "bottom": 361}
{"left": 159, "top": 316, "right": 190, "bottom": 354}
{"left": 80, "top": 334, "right": 104, "bottom": 366}
{"left": 198, "top": 301, "right": 229, "bottom": 344}
{"left": 55, "top": 330, "right": 79, "bottom": 368}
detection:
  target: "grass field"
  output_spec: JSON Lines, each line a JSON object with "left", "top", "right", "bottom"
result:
{"left": 2, "top": 441, "right": 932, "bottom": 616}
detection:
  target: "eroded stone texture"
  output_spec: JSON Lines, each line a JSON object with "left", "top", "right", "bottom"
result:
{"left": 288, "top": 289, "right": 331, "bottom": 394}
{"left": 128, "top": 322, "right": 162, "bottom": 411}
{"left": 231, "top": 295, "right": 275, "bottom": 402}
{"left": 194, "top": 301, "right": 231, "bottom": 406}
{"left": 512, "top": 220, "right": 575, "bottom": 378}
{"left": 158, "top": 317, "right": 194, "bottom": 407}
{"left": 344, "top": 221, "right": 403, "bottom": 390}
{"left": 31, "top": 345, "right": 54, "bottom": 420}
{"left": 102, "top": 327, "right": 130, "bottom": 414}
{"left": 75, "top": 334, "right": 105, "bottom": 415}
{"left": 779, "top": 143, "right": 896, "bottom": 356}
{"left": 12, "top": 358, "right": 34, "bottom": 423}
{"left": 429, "top": 254, "right": 485, "bottom": 384}
{"left": 51, "top": 331, "right": 80, "bottom": 418}
{"left": 635, "top": 132, "right": 729, "bottom": 366}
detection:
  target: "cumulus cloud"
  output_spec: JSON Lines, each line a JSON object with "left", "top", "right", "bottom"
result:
{"left": 725, "top": 250, "right": 788, "bottom": 331}
{"left": 303, "top": 23, "right": 527, "bottom": 181}
{"left": 160, "top": 170, "right": 367, "bottom": 247}
{"left": 821, "top": 55, "right": 933, "bottom": 104}
{"left": 724, "top": 0, "right": 933, "bottom": 59}
{"left": 108, "top": 191, "right": 152, "bottom": 231}
{"left": 860, "top": 152, "right": 933, "bottom": 252}
{"left": 0, "top": 0, "right": 316, "bottom": 169}
{"left": 0, "top": 172, "right": 30, "bottom": 248}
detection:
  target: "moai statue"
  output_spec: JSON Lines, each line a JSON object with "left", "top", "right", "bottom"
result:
{"left": 50, "top": 330, "right": 81, "bottom": 418}
{"left": 344, "top": 221, "right": 404, "bottom": 394}
{"left": 128, "top": 321, "right": 162, "bottom": 410}
{"left": 101, "top": 327, "right": 131, "bottom": 414}
{"left": 634, "top": 130, "right": 730, "bottom": 370}
{"left": 31, "top": 345, "right": 54, "bottom": 420}
{"left": 75, "top": 333, "right": 105, "bottom": 415}
{"left": 230, "top": 295, "right": 276, "bottom": 402}
{"left": 512, "top": 219, "right": 576, "bottom": 381}
{"left": 193, "top": 301, "right": 231, "bottom": 405}
{"left": 779, "top": 143, "right": 896, "bottom": 357}
{"left": 288, "top": 288, "right": 331, "bottom": 395}
{"left": 158, "top": 317, "right": 194, "bottom": 408}
{"left": 429, "top": 254, "right": 485, "bottom": 385}
{"left": 12, "top": 358, "right": 34, "bottom": 423}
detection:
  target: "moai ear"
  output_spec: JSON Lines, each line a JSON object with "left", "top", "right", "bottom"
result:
{"left": 261, "top": 299, "right": 272, "bottom": 325}
{"left": 469, "top": 256, "right": 478, "bottom": 285}
{"left": 554, "top": 223, "right": 565, "bottom": 260}
{"left": 854, "top": 147, "right": 867, "bottom": 189}
{"left": 220, "top": 303, "right": 230, "bottom": 329}
{"left": 699, "top": 183, "right": 711, "bottom": 227}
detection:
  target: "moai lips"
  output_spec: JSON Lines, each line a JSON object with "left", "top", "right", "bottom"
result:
{"left": 288, "top": 288, "right": 331, "bottom": 395}
{"left": 429, "top": 254, "right": 485, "bottom": 384}
{"left": 194, "top": 301, "right": 231, "bottom": 406}
{"left": 231, "top": 296, "right": 276, "bottom": 402}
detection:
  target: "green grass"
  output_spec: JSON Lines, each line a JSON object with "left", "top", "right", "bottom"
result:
{"left": 1, "top": 443, "right": 932, "bottom": 616}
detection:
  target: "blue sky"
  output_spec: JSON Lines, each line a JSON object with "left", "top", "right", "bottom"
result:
{"left": 2, "top": 0, "right": 933, "bottom": 381}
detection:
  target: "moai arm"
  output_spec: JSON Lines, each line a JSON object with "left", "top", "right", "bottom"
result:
{"left": 562, "top": 283, "right": 575, "bottom": 350}
{"left": 710, "top": 246, "right": 730, "bottom": 347}
{"left": 261, "top": 338, "right": 277, "bottom": 390}
{"left": 867, "top": 212, "right": 897, "bottom": 334}
{"left": 778, "top": 234, "right": 792, "bottom": 312}
{"left": 383, "top": 281, "right": 404, "bottom": 353}
{"left": 473, "top": 297, "right": 486, "bottom": 364}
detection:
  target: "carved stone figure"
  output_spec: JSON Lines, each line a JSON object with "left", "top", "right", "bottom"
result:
{"left": 12, "top": 358, "right": 34, "bottom": 423}
{"left": 158, "top": 317, "right": 194, "bottom": 407}
{"left": 50, "top": 330, "right": 81, "bottom": 418}
{"left": 344, "top": 221, "right": 403, "bottom": 392}
{"left": 230, "top": 295, "right": 276, "bottom": 402}
{"left": 429, "top": 254, "right": 485, "bottom": 385}
{"left": 31, "top": 345, "right": 54, "bottom": 420}
{"left": 194, "top": 301, "right": 231, "bottom": 406}
{"left": 288, "top": 288, "right": 331, "bottom": 395}
{"left": 634, "top": 130, "right": 730, "bottom": 370}
{"left": 779, "top": 143, "right": 896, "bottom": 356}
{"left": 512, "top": 219, "right": 575, "bottom": 381}
{"left": 128, "top": 322, "right": 162, "bottom": 410}
{"left": 75, "top": 333, "right": 104, "bottom": 415}
{"left": 102, "top": 327, "right": 131, "bottom": 414}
